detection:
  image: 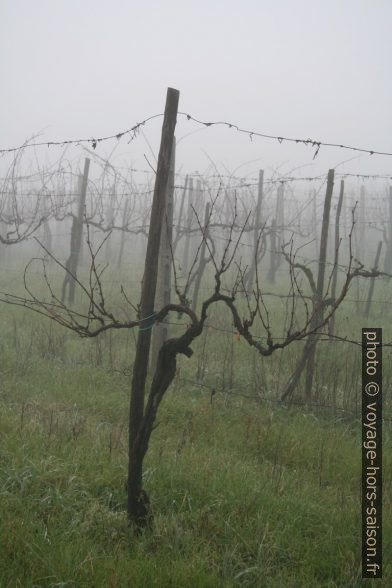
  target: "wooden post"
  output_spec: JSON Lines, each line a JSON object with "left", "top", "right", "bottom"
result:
{"left": 76, "top": 173, "right": 84, "bottom": 264}
{"left": 117, "top": 199, "right": 130, "bottom": 269}
{"left": 173, "top": 174, "right": 188, "bottom": 253}
{"left": 364, "top": 241, "right": 383, "bottom": 318}
{"left": 190, "top": 179, "right": 202, "bottom": 264}
{"left": 268, "top": 218, "right": 277, "bottom": 283}
{"left": 342, "top": 187, "right": 348, "bottom": 239}
{"left": 312, "top": 189, "right": 319, "bottom": 259}
{"left": 182, "top": 177, "right": 193, "bottom": 276}
{"left": 192, "top": 201, "right": 210, "bottom": 312}
{"left": 105, "top": 183, "right": 116, "bottom": 262}
{"left": 128, "top": 87, "right": 179, "bottom": 528}
{"left": 359, "top": 185, "right": 366, "bottom": 263}
{"left": 61, "top": 157, "right": 90, "bottom": 305}
{"left": 150, "top": 138, "right": 176, "bottom": 373}
{"left": 281, "top": 170, "right": 334, "bottom": 403}
{"left": 41, "top": 194, "right": 53, "bottom": 260}
{"left": 328, "top": 179, "right": 344, "bottom": 336}
{"left": 275, "top": 182, "right": 285, "bottom": 269}
{"left": 383, "top": 187, "right": 392, "bottom": 274}
{"left": 350, "top": 190, "right": 361, "bottom": 313}
{"left": 304, "top": 169, "right": 334, "bottom": 403}
{"left": 246, "top": 169, "right": 264, "bottom": 292}
{"left": 194, "top": 178, "right": 203, "bottom": 220}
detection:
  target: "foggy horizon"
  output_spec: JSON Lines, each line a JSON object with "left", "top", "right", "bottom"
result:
{"left": 1, "top": 0, "right": 392, "bottom": 179}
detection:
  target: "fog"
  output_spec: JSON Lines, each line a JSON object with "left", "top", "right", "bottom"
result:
{"left": 1, "top": 3, "right": 391, "bottom": 582}
{"left": 1, "top": 0, "right": 392, "bottom": 177}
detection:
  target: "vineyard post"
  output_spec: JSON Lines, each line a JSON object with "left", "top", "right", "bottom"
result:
{"left": 192, "top": 201, "right": 210, "bottom": 312}
{"left": 61, "top": 157, "right": 90, "bottom": 305}
{"left": 246, "top": 169, "right": 264, "bottom": 292}
{"left": 128, "top": 87, "right": 179, "bottom": 527}
{"left": 117, "top": 199, "right": 130, "bottom": 268}
{"left": 383, "top": 186, "right": 392, "bottom": 274}
{"left": 313, "top": 188, "right": 319, "bottom": 258}
{"left": 173, "top": 174, "right": 188, "bottom": 253}
{"left": 275, "top": 181, "right": 285, "bottom": 270}
{"left": 105, "top": 182, "right": 116, "bottom": 262}
{"left": 182, "top": 176, "right": 193, "bottom": 276}
{"left": 268, "top": 218, "right": 277, "bottom": 283}
{"left": 281, "top": 169, "right": 334, "bottom": 403}
{"left": 304, "top": 168, "right": 335, "bottom": 402}
{"left": 364, "top": 241, "right": 383, "bottom": 318}
{"left": 150, "top": 138, "right": 176, "bottom": 373}
{"left": 359, "top": 185, "right": 366, "bottom": 264}
{"left": 328, "top": 179, "right": 344, "bottom": 336}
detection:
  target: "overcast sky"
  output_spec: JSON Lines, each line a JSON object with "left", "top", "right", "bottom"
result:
{"left": 1, "top": 0, "right": 392, "bottom": 179}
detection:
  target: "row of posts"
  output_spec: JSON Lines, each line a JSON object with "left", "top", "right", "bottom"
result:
{"left": 55, "top": 157, "right": 392, "bottom": 334}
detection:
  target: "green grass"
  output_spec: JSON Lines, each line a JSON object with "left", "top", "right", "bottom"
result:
{"left": 0, "top": 274, "right": 391, "bottom": 586}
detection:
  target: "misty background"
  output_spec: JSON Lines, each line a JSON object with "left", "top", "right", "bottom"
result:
{"left": 1, "top": 0, "right": 391, "bottom": 178}
{"left": 0, "top": 4, "right": 391, "bottom": 584}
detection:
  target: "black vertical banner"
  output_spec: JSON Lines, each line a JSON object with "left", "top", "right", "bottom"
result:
{"left": 362, "top": 328, "right": 382, "bottom": 579}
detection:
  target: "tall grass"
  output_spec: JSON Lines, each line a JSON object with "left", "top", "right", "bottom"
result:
{"left": 0, "top": 275, "right": 391, "bottom": 586}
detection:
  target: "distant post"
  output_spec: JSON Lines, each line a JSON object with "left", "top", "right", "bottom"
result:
{"left": 61, "top": 157, "right": 90, "bottom": 305}
{"left": 383, "top": 186, "right": 392, "bottom": 274}
{"left": 246, "top": 169, "right": 264, "bottom": 292}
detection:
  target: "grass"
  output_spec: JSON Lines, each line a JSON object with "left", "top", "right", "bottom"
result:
{"left": 0, "top": 273, "right": 391, "bottom": 586}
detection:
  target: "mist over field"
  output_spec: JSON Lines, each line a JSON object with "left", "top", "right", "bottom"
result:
{"left": 0, "top": 1, "right": 391, "bottom": 586}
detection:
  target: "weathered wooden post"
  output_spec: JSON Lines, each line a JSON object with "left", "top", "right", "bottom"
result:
{"left": 281, "top": 169, "right": 334, "bottom": 403}
{"left": 364, "top": 241, "right": 383, "bottom": 318}
{"left": 41, "top": 194, "right": 53, "bottom": 260}
{"left": 359, "top": 185, "right": 366, "bottom": 263}
{"left": 342, "top": 185, "right": 348, "bottom": 239}
{"left": 312, "top": 188, "right": 319, "bottom": 259}
{"left": 128, "top": 87, "right": 179, "bottom": 528}
{"left": 304, "top": 169, "right": 335, "bottom": 402}
{"left": 76, "top": 173, "right": 84, "bottom": 264}
{"left": 182, "top": 176, "right": 193, "bottom": 276}
{"left": 275, "top": 181, "right": 285, "bottom": 269}
{"left": 150, "top": 138, "right": 176, "bottom": 373}
{"left": 383, "top": 187, "right": 392, "bottom": 274}
{"left": 117, "top": 199, "right": 130, "bottom": 269}
{"left": 173, "top": 174, "right": 188, "bottom": 253}
{"left": 328, "top": 179, "right": 344, "bottom": 336}
{"left": 105, "top": 183, "right": 116, "bottom": 262}
{"left": 268, "top": 218, "right": 277, "bottom": 283}
{"left": 192, "top": 201, "right": 210, "bottom": 312}
{"left": 61, "top": 157, "right": 90, "bottom": 305}
{"left": 189, "top": 178, "right": 203, "bottom": 264}
{"left": 246, "top": 169, "right": 264, "bottom": 292}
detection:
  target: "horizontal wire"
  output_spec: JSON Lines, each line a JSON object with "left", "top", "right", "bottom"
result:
{"left": 179, "top": 112, "right": 392, "bottom": 158}
{"left": 1, "top": 108, "right": 392, "bottom": 159}
{"left": 0, "top": 113, "right": 164, "bottom": 155}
